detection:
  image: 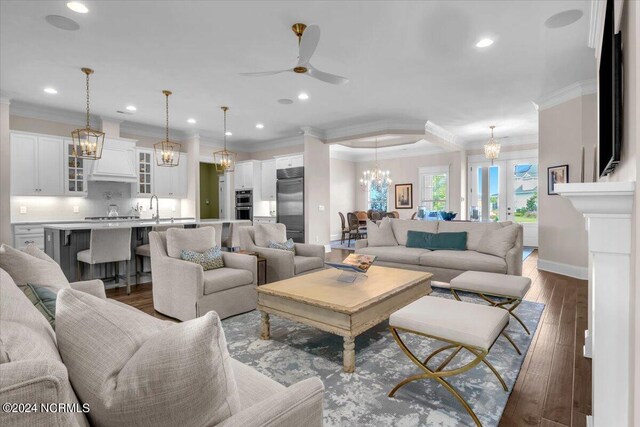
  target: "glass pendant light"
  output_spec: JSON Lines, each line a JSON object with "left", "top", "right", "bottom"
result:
{"left": 153, "top": 90, "right": 181, "bottom": 167}
{"left": 213, "top": 106, "right": 236, "bottom": 172}
{"left": 484, "top": 125, "right": 501, "bottom": 165}
{"left": 71, "top": 68, "right": 105, "bottom": 160}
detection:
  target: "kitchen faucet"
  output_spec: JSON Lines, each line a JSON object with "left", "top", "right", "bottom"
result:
{"left": 150, "top": 194, "right": 160, "bottom": 224}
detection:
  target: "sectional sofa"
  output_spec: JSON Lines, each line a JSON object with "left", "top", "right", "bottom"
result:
{"left": 355, "top": 219, "right": 523, "bottom": 283}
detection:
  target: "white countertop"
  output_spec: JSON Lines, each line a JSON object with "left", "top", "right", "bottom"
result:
{"left": 41, "top": 219, "right": 251, "bottom": 231}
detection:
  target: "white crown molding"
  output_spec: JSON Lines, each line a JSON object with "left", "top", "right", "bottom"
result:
{"left": 424, "top": 120, "right": 463, "bottom": 151}
{"left": 10, "top": 100, "right": 93, "bottom": 127}
{"left": 464, "top": 134, "right": 538, "bottom": 150}
{"left": 536, "top": 79, "right": 597, "bottom": 111}
{"left": 588, "top": 0, "right": 606, "bottom": 51}
{"left": 330, "top": 139, "right": 446, "bottom": 163}
{"left": 324, "top": 119, "right": 427, "bottom": 142}
{"left": 300, "top": 126, "right": 326, "bottom": 141}
{"left": 244, "top": 134, "right": 304, "bottom": 152}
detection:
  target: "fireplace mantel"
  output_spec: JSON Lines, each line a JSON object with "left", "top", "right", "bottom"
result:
{"left": 556, "top": 181, "right": 635, "bottom": 427}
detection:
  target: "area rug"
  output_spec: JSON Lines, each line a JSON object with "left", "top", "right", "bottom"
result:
{"left": 330, "top": 239, "right": 357, "bottom": 251}
{"left": 223, "top": 289, "right": 544, "bottom": 427}
{"left": 522, "top": 247, "right": 535, "bottom": 261}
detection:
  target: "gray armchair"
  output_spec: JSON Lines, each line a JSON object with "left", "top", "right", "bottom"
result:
{"left": 149, "top": 230, "right": 258, "bottom": 321}
{"left": 239, "top": 224, "right": 325, "bottom": 283}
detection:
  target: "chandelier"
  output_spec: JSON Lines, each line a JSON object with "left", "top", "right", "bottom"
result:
{"left": 484, "top": 125, "right": 500, "bottom": 165}
{"left": 71, "top": 68, "right": 105, "bottom": 160}
{"left": 154, "top": 90, "right": 181, "bottom": 167}
{"left": 359, "top": 138, "right": 391, "bottom": 190}
{"left": 213, "top": 106, "right": 236, "bottom": 172}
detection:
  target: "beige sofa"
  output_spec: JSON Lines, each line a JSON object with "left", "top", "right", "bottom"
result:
{"left": 0, "top": 265, "right": 324, "bottom": 427}
{"left": 355, "top": 219, "right": 523, "bottom": 283}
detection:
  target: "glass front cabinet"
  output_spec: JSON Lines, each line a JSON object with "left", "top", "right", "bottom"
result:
{"left": 64, "top": 139, "right": 89, "bottom": 196}
{"left": 135, "top": 148, "right": 154, "bottom": 196}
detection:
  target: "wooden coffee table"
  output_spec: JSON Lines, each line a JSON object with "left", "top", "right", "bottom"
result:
{"left": 257, "top": 266, "right": 432, "bottom": 372}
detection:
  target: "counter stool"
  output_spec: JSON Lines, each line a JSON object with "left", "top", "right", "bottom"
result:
{"left": 135, "top": 224, "right": 184, "bottom": 284}
{"left": 388, "top": 296, "right": 515, "bottom": 426}
{"left": 77, "top": 227, "right": 132, "bottom": 294}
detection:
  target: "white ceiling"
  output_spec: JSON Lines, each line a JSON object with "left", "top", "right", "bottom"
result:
{"left": 0, "top": 1, "right": 595, "bottom": 150}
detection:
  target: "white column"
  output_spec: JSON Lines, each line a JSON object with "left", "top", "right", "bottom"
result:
{"left": 557, "top": 182, "right": 635, "bottom": 427}
{"left": 0, "top": 96, "right": 11, "bottom": 245}
{"left": 182, "top": 133, "right": 200, "bottom": 219}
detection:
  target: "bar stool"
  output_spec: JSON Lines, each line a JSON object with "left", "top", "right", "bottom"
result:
{"left": 135, "top": 224, "right": 184, "bottom": 284}
{"left": 77, "top": 227, "right": 132, "bottom": 294}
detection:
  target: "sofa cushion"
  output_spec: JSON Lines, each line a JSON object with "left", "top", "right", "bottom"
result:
{"left": 476, "top": 224, "right": 519, "bottom": 258}
{"left": 407, "top": 231, "right": 467, "bottom": 251}
{"left": 203, "top": 268, "right": 254, "bottom": 294}
{"left": 0, "top": 269, "right": 88, "bottom": 427}
{"left": 294, "top": 256, "right": 324, "bottom": 275}
{"left": 22, "top": 284, "right": 57, "bottom": 330}
{"left": 166, "top": 227, "right": 216, "bottom": 259}
{"left": 230, "top": 359, "right": 286, "bottom": 410}
{"left": 390, "top": 219, "right": 438, "bottom": 246}
{"left": 0, "top": 244, "right": 70, "bottom": 291}
{"left": 419, "top": 250, "right": 507, "bottom": 273}
{"left": 357, "top": 246, "right": 431, "bottom": 265}
{"left": 254, "top": 223, "right": 287, "bottom": 248}
{"left": 56, "top": 289, "right": 241, "bottom": 427}
{"left": 367, "top": 218, "right": 398, "bottom": 247}
{"left": 437, "top": 221, "right": 503, "bottom": 251}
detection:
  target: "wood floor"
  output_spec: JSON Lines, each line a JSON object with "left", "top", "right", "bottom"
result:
{"left": 107, "top": 249, "right": 591, "bottom": 426}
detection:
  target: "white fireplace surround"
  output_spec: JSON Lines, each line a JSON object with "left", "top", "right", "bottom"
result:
{"left": 556, "top": 181, "right": 635, "bottom": 427}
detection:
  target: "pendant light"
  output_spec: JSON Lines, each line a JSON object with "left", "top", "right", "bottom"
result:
{"left": 359, "top": 138, "right": 391, "bottom": 190}
{"left": 71, "top": 68, "right": 105, "bottom": 160}
{"left": 213, "top": 106, "right": 236, "bottom": 172}
{"left": 153, "top": 90, "right": 181, "bottom": 167}
{"left": 484, "top": 125, "right": 500, "bottom": 165}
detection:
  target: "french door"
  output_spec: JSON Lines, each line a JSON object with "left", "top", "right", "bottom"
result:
{"left": 469, "top": 155, "right": 538, "bottom": 247}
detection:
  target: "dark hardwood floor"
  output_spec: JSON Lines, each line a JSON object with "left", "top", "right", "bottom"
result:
{"left": 107, "top": 249, "right": 591, "bottom": 426}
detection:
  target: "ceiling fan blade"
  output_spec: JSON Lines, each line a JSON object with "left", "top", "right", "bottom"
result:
{"left": 297, "top": 25, "right": 320, "bottom": 66}
{"left": 239, "top": 69, "right": 292, "bottom": 77}
{"left": 307, "top": 65, "right": 349, "bottom": 85}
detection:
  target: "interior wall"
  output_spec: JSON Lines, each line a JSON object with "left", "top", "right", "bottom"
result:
{"left": 538, "top": 94, "right": 597, "bottom": 277}
{"left": 0, "top": 100, "right": 11, "bottom": 245}
{"left": 329, "top": 157, "right": 356, "bottom": 240}
{"left": 199, "top": 163, "right": 220, "bottom": 219}
{"left": 354, "top": 151, "right": 462, "bottom": 220}
{"left": 303, "top": 134, "right": 330, "bottom": 245}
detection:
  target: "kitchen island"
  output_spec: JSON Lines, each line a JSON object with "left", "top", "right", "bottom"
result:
{"left": 43, "top": 219, "right": 251, "bottom": 283}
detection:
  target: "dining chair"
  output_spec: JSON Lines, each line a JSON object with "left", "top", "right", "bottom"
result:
{"left": 391, "top": 211, "right": 400, "bottom": 218}
{"left": 371, "top": 211, "right": 382, "bottom": 221}
{"left": 338, "top": 212, "right": 350, "bottom": 244}
{"left": 347, "top": 212, "right": 362, "bottom": 246}
{"left": 367, "top": 209, "right": 374, "bottom": 220}
{"left": 135, "top": 224, "right": 184, "bottom": 284}
{"left": 411, "top": 212, "right": 417, "bottom": 220}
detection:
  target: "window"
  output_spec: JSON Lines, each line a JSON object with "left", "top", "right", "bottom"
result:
{"left": 368, "top": 182, "right": 388, "bottom": 211}
{"left": 419, "top": 167, "right": 448, "bottom": 211}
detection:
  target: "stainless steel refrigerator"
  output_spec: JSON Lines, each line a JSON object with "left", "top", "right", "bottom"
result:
{"left": 276, "top": 167, "right": 304, "bottom": 243}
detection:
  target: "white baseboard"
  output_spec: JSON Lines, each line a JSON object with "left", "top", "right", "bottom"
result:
{"left": 330, "top": 233, "right": 341, "bottom": 241}
{"left": 537, "top": 258, "right": 588, "bottom": 280}
{"left": 324, "top": 244, "right": 332, "bottom": 253}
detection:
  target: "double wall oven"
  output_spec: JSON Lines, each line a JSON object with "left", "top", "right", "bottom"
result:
{"left": 235, "top": 190, "right": 253, "bottom": 220}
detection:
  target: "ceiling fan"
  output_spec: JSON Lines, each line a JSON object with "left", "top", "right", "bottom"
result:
{"left": 240, "top": 23, "right": 349, "bottom": 85}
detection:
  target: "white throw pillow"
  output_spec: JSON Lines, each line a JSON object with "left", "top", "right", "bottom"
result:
{"left": 0, "top": 244, "right": 70, "bottom": 291}
{"left": 166, "top": 226, "right": 216, "bottom": 259}
{"left": 254, "top": 223, "right": 287, "bottom": 248}
{"left": 367, "top": 218, "right": 398, "bottom": 247}
{"left": 476, "top": 224, "right": 519, "bottom": 258}
{"left": 56, "top": 289, "right": 241, "bottom": 427}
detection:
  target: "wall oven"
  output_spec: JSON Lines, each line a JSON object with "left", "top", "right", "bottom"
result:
{"left": 235, "top": 206, "right": 252, "bottom": 220}
{"left": 235, "top": 190, "right": 252, "bottom": 207}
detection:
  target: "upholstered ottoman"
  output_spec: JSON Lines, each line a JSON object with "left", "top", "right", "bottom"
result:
{"left": 449, "top": 271, "right": 532, "bottom": 334}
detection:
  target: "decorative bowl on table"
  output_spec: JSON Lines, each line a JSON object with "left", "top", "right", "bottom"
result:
{"left": 439, "top": 211, "right": 457, "bottom": 221}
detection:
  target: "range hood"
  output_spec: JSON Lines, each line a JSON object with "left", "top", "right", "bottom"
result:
{"left": 87, "top": 119, "right": 138, "bottom": 183}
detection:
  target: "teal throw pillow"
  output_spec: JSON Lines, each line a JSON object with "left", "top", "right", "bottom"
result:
{"left": 181, "top": 246, "right": 224, "bottom": 270}
{"left": 268, "top": 238, "right": 295, "bottom": 253}
{"left": 22, "top": 284, "right": 57, "bottom": 329}
{"left": 406, "top": 231, "right": 467, "bottom": 251}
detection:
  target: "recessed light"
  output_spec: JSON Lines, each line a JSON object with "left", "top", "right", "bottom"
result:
{"left": 66, "top": 2, "right": 88, "bottom": 13}
{"left": 255, "top": 123, "right": 264, "bottom": 129}
{"left": 298, "top": 93, "right": 309, "bottom": 100}
{"left": 44, "top": 87, "right": 58, "bottom": 94}
{"left": 125, "top": 105, "right": 137, "bottom": 112}
{"left": 187, "top": 118, "right": 196, "bottom": 124}
{"left": 225, "top": 131, "right": 233, "bottom": 136}
{"left": 475, "top": 38, "right": 494, "bottom": 48}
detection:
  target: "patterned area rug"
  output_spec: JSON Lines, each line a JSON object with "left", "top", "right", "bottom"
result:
{"left": 223, "top": 289, "right": 544, "bottom": 427}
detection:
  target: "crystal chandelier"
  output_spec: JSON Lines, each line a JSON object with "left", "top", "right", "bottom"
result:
{"left": 214, "top": 106, "right": 236, "bottom": 172}
{"left": 484, "top": 125, "right": 500, "bottom": 165}
{"left": 153, "top": 90, "right": 181, "bottom": 167}
{"left": 71, "top": 68, "right": 105, "bottom": 160}
{"left": 359, "top": 138, "right": 391, "bottom": 190}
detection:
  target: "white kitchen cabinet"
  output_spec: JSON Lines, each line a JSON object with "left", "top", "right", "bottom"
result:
{"left": 134, "top": 148, "right": 154, "bottom": 196}
{"left": 153, "top": 153, "right": 188, "bottom": 198}
{"left": 275, "top": 154, "right": 303, "bottom": 170}
{"left": 13, "top": 224, "right": 45, "bottom": 250}
{"left": 234, "top": 161, "right": 253, "bottom": 190}
{"left": 64, "top": 139, "right": 89, "bottom": 196}
{"left": 88, "top": 139, "right": 137, "bottom": 182}
{"left": 11, "top": 132, "right": 64, "bottom": 196}
{"left": 260, "top": 159, "right": 277, "bottom": 201}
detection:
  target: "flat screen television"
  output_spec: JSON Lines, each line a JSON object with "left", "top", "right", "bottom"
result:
{"left": 598, "top": 0, "right": 623, "bottom": 177}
